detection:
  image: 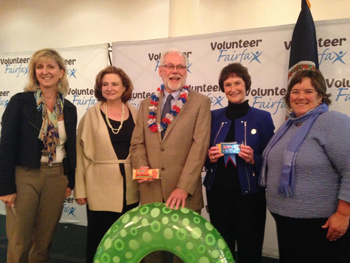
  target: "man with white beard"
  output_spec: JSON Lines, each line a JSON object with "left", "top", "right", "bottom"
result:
{"left": 130, "top": 50, "right": 211, "bottom": 263}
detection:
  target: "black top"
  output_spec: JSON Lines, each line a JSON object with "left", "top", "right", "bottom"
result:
{"left": 100, "top": 108, "right": 135, "bottom": 160}
{"left": 100, "top": 107, "right": 135, "bottom": 206}
{"left": 214, "top": 100, "right": 249, "bottom": 190}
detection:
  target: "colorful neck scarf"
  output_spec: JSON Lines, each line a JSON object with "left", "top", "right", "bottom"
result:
{"left": 259, "top": 103, "right": 328, "bottom": 197}
{"left": 34, "top": 89, "right": 64, "bottom": 165}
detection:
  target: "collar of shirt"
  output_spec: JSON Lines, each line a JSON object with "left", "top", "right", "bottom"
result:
{"left": 162, "top": 89, "right": 181, "bottom": 109}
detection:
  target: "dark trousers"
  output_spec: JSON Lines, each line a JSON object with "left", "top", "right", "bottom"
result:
{"left": 207, "top": 188, "right": 266, "bottom": 263}
{"left": 272, "top": 213, "right": 350, "bottom": 263}
{"left": 86, "top": 203, "right": 139, "bottom": 263}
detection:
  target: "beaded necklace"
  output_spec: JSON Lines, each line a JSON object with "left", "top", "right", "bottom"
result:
{"left": 148, "top": 84, "right": 189, "bottom": 133}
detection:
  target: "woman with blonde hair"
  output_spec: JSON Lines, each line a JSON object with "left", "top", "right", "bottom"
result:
{"left": 0, "top": 48, "right": 77, "bottom": 262}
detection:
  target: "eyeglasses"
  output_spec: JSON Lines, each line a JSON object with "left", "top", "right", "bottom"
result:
{"left": 160, "top": 64, "right": 187, "bottom": 70}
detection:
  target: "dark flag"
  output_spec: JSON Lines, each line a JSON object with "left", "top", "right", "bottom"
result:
{"left": 288, "top": 0, "right": 318, "bottom": 81}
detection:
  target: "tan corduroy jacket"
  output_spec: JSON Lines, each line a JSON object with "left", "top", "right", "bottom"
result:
{"left": 74, "top": 101, "right": 139, "bottom": 212}
{"left": 130, "top": 90, "right": 211, "bottom": 211}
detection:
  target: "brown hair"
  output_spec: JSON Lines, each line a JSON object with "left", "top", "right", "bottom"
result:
{"left": 284, "top": 69, "right": 332, "bottom": 108}
{"left": 218, "top": 63, "right": 251, "bottom": 92}
{"left": 94, "top": 66, "right": 133, "bottom": 103}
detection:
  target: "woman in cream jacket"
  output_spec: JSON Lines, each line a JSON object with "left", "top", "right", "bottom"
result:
{"left": 74, "top": 66, "right": 139, "bottom": 263}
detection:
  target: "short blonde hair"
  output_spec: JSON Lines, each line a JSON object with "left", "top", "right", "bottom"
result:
{"left": 25, "top": 48, "right": 69, "bottom": 96}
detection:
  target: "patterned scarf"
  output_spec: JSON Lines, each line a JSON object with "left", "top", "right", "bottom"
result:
{"left": 259, "top": 103, "right": 328, "bottom": 197}
{"left": 34, "top": 90, "right": 64, "bottom": 165}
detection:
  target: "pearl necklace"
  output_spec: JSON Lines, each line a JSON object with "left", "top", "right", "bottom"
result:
{"left": 104, "top": 102, "right": 125, "bottom": 134}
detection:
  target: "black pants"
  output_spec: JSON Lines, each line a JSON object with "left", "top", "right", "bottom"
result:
{"left": 207, "top": 188, "right": 266, "bottom": 263}
{"left": 272, "top": 213, "right": 350, "bottom": 263}
{"left": 86, "top": 203, "right": 139, "bottom": 263}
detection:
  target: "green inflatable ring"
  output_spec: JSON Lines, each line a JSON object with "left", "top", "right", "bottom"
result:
{"left": 93, "top": 202, "right": 234, "bottom": 263}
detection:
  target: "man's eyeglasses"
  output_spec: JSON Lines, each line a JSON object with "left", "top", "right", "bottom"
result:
{"left": 161, "top": 64, "right": 187, "bottom": 70}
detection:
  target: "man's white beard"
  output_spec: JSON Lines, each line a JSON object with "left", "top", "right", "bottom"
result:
{"left": 165, "top": 79, "right": 185, "bottom": 91}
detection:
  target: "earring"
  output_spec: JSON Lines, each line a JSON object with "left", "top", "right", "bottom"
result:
{"left": 34, "top": 79, "right": 39, "bottom": 88}
{"left": 58, "top": 79, "right": 62, "bottom": 89}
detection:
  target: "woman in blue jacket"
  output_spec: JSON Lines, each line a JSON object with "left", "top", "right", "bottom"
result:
{"left": 0, "top": 48, "right": 77, "bottom": 262}
{"left": 204, "top": 63, "right": 274, "bottom": 263}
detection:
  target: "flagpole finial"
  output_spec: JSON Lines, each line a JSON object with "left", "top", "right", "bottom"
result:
{"left": 306, "top": 0, "right": 311, "bottom": 9}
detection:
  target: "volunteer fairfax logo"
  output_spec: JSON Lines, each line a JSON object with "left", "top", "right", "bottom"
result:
{"left": 0, "top": 57, "right": 30, "bottom": 64}
{"left": 247, "top": 87, "right": 287, "bottom": 115}
{"left": 63, "top": 203, "right": 76, "bottom": 216}
{"left": 71, "top": 95, "right": 97, "bottom": 110}
{"left": 3, "top": 64, "right": 29, "bottom": 78}
{"left": 326, "top": 78, "right": 350, "bottom": 102}
{"left": 63, "top": 197, "right": 77, "bottom": 217}
{"left": 284, "top": 37, "right": 348, "bottom": 66}
{"left": 216, "top": 49, "right": 263, "bottom": 64}
{"left": 207, "top": 93, "right": 225, "bottom": 108}
{"left": 65, "top": 59, "right": 78, "bottom": 78}
{"left": 319, "top": 49, "right": 347, "bottom": 65}
{"left": 188, "top": 84, "right": 223, "bottom": 107}
{"left": 0, "top": 90, "right": 10, "bottom": 107}
{"left": 210, "top": 39, "right": 264, "bottom": 64}
{"left": 129, "top": 91, "right": 152, "bottom": 108}
{"left": 68, "top": 83, "right": 97, "bottom": 110}
{"left": 67, "top": 68, "right": 77, "bottom": 78}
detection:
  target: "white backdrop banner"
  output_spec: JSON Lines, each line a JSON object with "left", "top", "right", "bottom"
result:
{"left": 0, "top": 44, "right": 108, "bottom": 225}
{"left": 112, "top": 18, "right": 350, "bottom": 258}
{"left": 0, "top": 18, "right": 349, "bottom": 256}
{"left": 112, "top": 19, "right": 350, "bottom": 128}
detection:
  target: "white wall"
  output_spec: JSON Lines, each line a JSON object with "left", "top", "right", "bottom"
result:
{"left": 168, "top": 0, "right": 350, "bottom": 36}
{"left": 1, "top": 0, "right": 349, "bottom": 259}
{"left": 1, "top": 0, "right": 349, "bottom": 53}
{"left": 0, "top": 0, "right": 170, "bottom": 53}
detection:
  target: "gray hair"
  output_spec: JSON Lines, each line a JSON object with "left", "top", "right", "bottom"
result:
{"left": 160, "top": 49, "right": 189, "bottom": 66}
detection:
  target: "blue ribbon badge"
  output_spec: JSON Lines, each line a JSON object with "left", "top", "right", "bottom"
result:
{"left": 218, "top": 142, "right": 241, "bottom": 167}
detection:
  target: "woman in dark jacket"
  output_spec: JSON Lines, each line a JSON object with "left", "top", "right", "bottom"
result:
{"left": 0, "top": 48, "right": 77, "bottom": 263}
{"left": 204, "top": 63, "right": 274, "bottom": 263}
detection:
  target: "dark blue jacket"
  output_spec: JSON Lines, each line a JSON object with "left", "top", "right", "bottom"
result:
{"left": 0, "top": 92, "right": 77, "bottom": 195}
{"left": 204, "top": 106, "right": 274, "bottom": 195}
